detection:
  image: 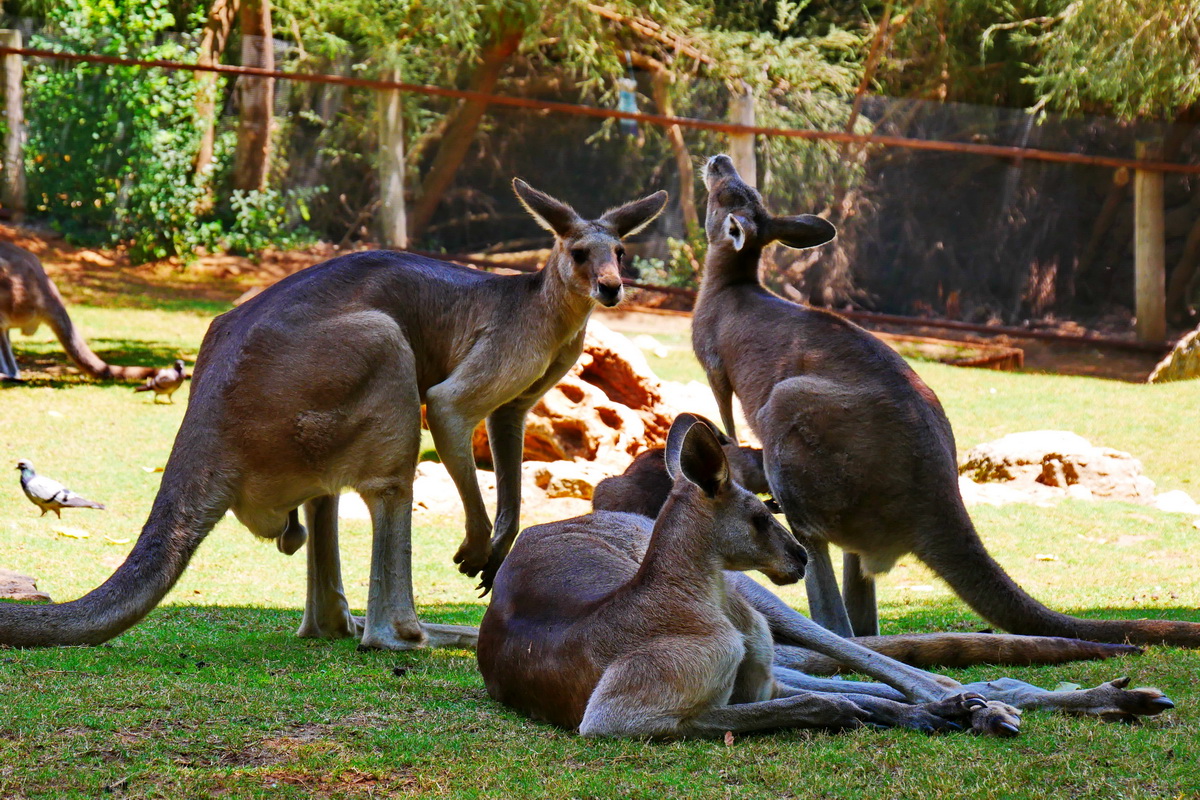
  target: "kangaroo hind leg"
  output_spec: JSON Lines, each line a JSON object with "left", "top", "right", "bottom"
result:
{"left": 297, "top": 494, "right": 362, "bottom": 640}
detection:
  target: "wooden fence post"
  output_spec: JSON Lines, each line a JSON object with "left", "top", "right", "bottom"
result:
{"left": 1134, "top": 141, "right": 1166, "bottom": 342}
{"left": 378, "top": 72, "right": 407, "bottom": 249}
{"left": 729, "top": 81, "right": 756, "bottom": 188}
{"left": 1, "top": 29, "right": 25, "bottom": 222}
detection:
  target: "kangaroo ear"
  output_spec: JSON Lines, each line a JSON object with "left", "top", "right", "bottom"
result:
{"left": 683, "top": 413, "right": 733, "bottom": 445}
{"left": 513, "top": 179, "right": 580, "bottom": 238}
{"left": 726, "top": 214, "right": 748, "bottom": 251}
{"left": 601, "top": 190, "right": 669, "bottom": 238}
{"left": 768, "top": 214, "right": 837, "bottom": 250}
{"left": 665, "top": 413, "right": 729, "bottom": 496}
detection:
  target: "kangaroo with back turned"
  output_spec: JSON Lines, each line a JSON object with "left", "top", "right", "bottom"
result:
{"left": 0, "top": 241, "right": 160, "bottom": 382}
{"left": 479, "top": 414, "right": 1173, "bottom": 739}
{"left": 692, "top": 154, "right": 1200, "bottom": 647}
{"left": 0, "top": 180, "right": 666, "bottom": 650}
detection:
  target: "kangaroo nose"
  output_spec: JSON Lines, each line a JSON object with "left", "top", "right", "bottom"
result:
{"left": 595, "top": 278, "right": 623, "bottom": 307}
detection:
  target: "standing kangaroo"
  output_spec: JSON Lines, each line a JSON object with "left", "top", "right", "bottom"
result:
{"left": 478, "top": 415, "right": 1172, "bottom": 739}
{"left": 0, "top": 242, "right": 159, "bottom": 381}
{"left": 692, "top": 154, "right": 1200, "bottom": 646}
{"left": 0, "top": 180, "right": 667, "bottom": 651}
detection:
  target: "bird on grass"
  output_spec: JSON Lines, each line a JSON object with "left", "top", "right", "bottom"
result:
{"left": 133, "top": 359, "right": 187, "bottom": 404}
{"left": 16, "top": 460, "right": 105, "bottom": 518}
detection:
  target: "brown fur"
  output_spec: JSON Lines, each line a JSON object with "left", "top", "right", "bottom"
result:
{"left": 691, "top": 154, "right": 1200, "bottom": 647}
{"left": 592, "top": 415, "right": 769, "bottom": 518}
{"left": 593, "top": 445, "right": 1142, "bottom": 671}
{"left": 481, "top": 416, "right": 1171, "bottom": 738}
{"left": 0, "top": 181, "right": 667, "bottom": 650}
{"left": 0, "top": 242, "right": 159, "bottom": 381}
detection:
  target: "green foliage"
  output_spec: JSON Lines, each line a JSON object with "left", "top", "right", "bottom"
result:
{"left": 632, "top": 225, "right": 706, "bottom": 291}
{"left": 221, "top": 188, "right": 323, "bottom": 256}
{"left": 26, "top": 0, "right": 206, "bottom": 255}
{"left": 23, "top": 0, "right": 320, "bottom": 263}
{"left": 1025, "top": 0, "right": 1200, "bottom": 120}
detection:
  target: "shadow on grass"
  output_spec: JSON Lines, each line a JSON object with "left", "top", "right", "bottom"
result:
{"left": 5, "top": 338, "right": 195, "bottom": 386}
{"left": 0, "top": 602, "right": 486, "bottom": 651}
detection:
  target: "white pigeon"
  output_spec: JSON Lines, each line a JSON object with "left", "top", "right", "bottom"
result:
{"left": 15, "top": 460, "right": 105, "bottom": 518}
{"left": 133, "top": 359, "right": 187, "bottom": 403}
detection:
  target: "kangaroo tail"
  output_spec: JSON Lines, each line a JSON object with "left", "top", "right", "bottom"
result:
{"left": 0, "top": 450, "right": 229, "bottom": 647}
{"left": 775, "top": 633, "right": 1141, "bottom": 676}
{"left": 41, "top": 284, "right": 159, "bottom": 382}
{"left": 916, "top": 509, "right": 1200, "bottom": 647}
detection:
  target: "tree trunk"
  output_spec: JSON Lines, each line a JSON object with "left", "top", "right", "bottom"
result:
{"left": 626, "top": 52, "right": 696, "bottom": 234}
{"left": 232, "top": 0, "right": 273, "bottom": 193}
{"left": 647, "top": 62, "right": 697, "bottom": 234}
{"left": 192, "top": 0, "right": 239, "bottom": 185}
{"left": 407, "top": 27, "right": 524, "bottom": 241}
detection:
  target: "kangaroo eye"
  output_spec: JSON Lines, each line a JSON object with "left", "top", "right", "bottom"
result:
{"left": 571, "top": 248, "right": 588, "bottom": 265}
{"left": 615, "top": 246, "right": 625, "bottom": 263}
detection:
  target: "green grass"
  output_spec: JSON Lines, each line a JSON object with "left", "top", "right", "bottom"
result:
{"left": 2, "top": 303, "right": 1200, "bottom": 799}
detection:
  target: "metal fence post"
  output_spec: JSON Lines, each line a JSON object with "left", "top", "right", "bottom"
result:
{"left": 1134, "top": 141, "right": 1166, "bottom": 342}
{"left": 378, "top": 72, "right": 407, "bottom": 249}
{"left": 1, "top": 29, "right": 25, "bottom": 221}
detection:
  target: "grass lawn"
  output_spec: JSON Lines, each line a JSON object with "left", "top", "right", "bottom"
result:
{"left": 2, "top": 292, "right": 1200, "bottom": 799}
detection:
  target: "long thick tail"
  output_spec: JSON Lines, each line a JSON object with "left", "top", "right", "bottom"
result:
{"left": 916, "top": 509, "right": 1200, "bottom": 647}
{"left": 42, "top": 287, "right": 159, "bottom": 381}
{"left": 775, "top": 633, "right": 1141, "bottom": 676}
{"left": 728, "top": 572, "right": 1143, "bottom": 672}
{"left": 0, "top": 450, "right": 229, "bottom": 646}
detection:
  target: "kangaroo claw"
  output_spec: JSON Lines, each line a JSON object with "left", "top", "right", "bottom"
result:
{"left": 970, "top": 701, "right": 1023, "bottom": 737}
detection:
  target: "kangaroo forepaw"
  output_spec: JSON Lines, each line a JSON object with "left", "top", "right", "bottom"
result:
{"left": 1066, "top": 678, "right": 1175, "bottom": 722}
{"left": 879, "top": 693, "right": 988, "bottom": 734}
{"left": 452, "top": 539, "right": 492, "bottom": 578}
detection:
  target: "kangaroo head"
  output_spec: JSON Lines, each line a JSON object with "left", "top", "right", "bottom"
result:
{"left": 664, "top": 414, "right": 806, "bottom": 585}
{"left": 678, "top": 412, "right": 772, "bottom": 499}
{"left": 701, "top": 154, "right": 837, "bottom": 258}
{"left": 513, "top": 179, "right": 668, "bottom": 307}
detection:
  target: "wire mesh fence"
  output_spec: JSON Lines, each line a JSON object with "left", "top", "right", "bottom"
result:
{"left": 4, "top": 21, "right": 1199, "bottom": 338}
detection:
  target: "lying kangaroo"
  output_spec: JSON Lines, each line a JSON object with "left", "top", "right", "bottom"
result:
{"left": 0, "top": 242, "right": 159, "bottom": 381}
{"left": 479, "top": 414, "right": 1171, "bottom": 738}
{"left": 692, "top": 154, "right": 1200, "bottom": 646}
{"left": 0, "top": 180, "right": 667, "bottom": 650}
{"left": 592, "top": 422, "right": 1152, "bottom": 673}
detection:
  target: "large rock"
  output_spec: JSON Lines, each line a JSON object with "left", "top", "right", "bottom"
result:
{"left": 0, "top": 568, "right": 51, "bottom": 602}
{"left": 473, "top": 321, "right": 675, "bottom": 470}
{"left": 1148, "top": 327, "right": 1200, "bottom": 383}
{"left": 959, "top": 430, "right": 1156, "bottom": 502}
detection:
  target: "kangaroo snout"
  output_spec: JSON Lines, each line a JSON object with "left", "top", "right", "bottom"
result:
{"left": 704, "top": 154, "right": 736, "bottom": 188}
{"left": 594, "top": 275, "right": 624, "bottom": 307}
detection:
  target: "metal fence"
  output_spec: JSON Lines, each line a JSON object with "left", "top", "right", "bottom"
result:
{"left": 3, "top": 24, "right": 1198, "bottom": 345}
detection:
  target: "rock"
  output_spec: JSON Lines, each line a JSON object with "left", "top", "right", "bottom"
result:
{"left": 1148, "top": 327, "right": 1200, "bottom": 383}
{"left": 473, "top": 321, "right": 676, "bottom": 470}
{"left": 1152, "top": 489, "right": 1200, "bottom": 515}
{"left": 631, "top": 334, "right": 669, "bottom": 358}
{"left": 959, "top": 430, "right": 1156, "bottom": 502}
{"left": 0, "top": 568, "right": 52, "bottom": 602}
{"left": 525, "top": 460, "right": 610, "bottom": 500}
